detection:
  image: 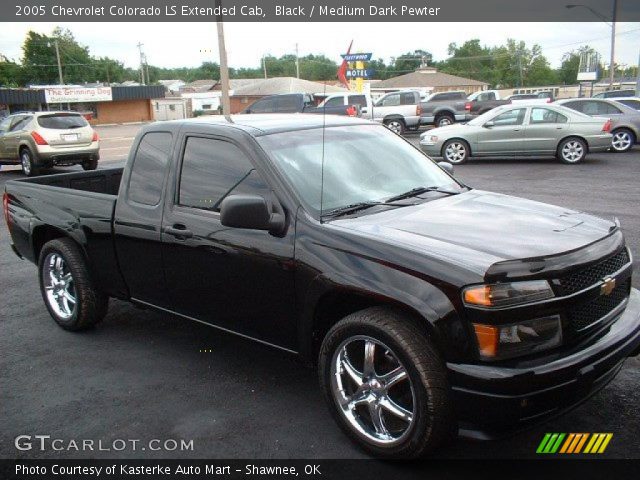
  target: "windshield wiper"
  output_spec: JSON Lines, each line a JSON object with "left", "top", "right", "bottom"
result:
{"left": 385, "top": 186, "right": 462, "bottom": 203}
{"left": 322, "top": 201, "right": 410, "bottom": 219}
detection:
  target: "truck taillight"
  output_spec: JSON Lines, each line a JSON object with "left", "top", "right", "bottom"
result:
{"left": 602, "top": 119, "right": 612, "bottom": 133}
{"left": 346, "top": 106, "right": 357, "bottom": 117}
{"left": 92, "top": 131, "right": 99, "bottom": 141}
{"left": 416, "top": 105, "right": 422, "bottom": 115}
{"left": 465, "top": 102, "right": 472, "bottom": 111}
{"left": 3, "top": 192, "right": 9, "bottom": 226}
{"left": 31, "top": 131, "right": 48, "bottom": 145}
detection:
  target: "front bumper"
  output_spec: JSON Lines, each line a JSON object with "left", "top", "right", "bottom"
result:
{"left": 420, "top": 141, "right": 444, "bottom": 157}
{"left": 448, "top": 287, "right": 640, "bottom": 439}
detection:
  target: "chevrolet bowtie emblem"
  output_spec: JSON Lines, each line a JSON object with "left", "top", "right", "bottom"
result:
{"left": 600, "top": 277, "right": 616, "bottom": 296}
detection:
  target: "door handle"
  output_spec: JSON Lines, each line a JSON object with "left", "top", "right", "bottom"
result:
{"left": 164, "top": 224, "right": 193, "bottom": 239}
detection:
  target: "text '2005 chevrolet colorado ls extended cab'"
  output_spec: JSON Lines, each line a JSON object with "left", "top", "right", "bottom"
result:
{"left": 4, "top": 114, "right": 640, "bottom": 459}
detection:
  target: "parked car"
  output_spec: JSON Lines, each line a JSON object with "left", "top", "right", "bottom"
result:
{"left": 0, "top": 111, "right": 99, "bottom": 176}
{"left": 419, "top": 90, "right": 472, "bottom": 127}
{"left": 371, "top": 90, "right": 422, "bottom": 135}
{"left": 241, "top": 93, "right": 360, "bottom": 117}
{"left": 593, "top": 89, "right": 636, "bottom": 99}
{"left": 507, "top": 91, "right": 554, "bottom": 104}
{"left": 317, "top": 93, "right": 373, "bottom": 119}
{"left": 614, "top": 97, "right": 640, "bottom": 111}
{"left": 556, "top": 98, "right": 640, "bottom": 153}
{"left": 465, "top": 90, "right": 511, "bottom": 116}
{"left": 5, "top": 114, "right": 640, "bottom": 459}
{"left": 420, "top": 103, "right": 612, "bottom": 164}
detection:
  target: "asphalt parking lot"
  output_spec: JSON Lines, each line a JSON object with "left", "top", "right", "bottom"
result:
{"left": 1, "top": 123, "right": 639, "bottom": 459}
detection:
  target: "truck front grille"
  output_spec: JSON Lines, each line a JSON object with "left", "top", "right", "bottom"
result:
{"left": 555, "top": 249, "right": 630, "bottom": 296}
{"left": 566, "top": 278, "right": 631, "bottom": 332}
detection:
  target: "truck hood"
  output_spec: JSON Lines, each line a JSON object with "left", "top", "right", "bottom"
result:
{"left": 334, "top": 190, "right": 616, "bottom": 275}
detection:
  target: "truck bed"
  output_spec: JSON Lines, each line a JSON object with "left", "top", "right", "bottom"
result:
{"left": 4, "top": 167, "right": 128, "bottom": 298}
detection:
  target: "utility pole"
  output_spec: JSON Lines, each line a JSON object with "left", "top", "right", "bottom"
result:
{"left": 144, "top": 54, "right": 150, "bottom": 85}
{"left": 54, "top": 40, "right": 64, "bottom": 85}
{"left": 295, "top": 43, "right": 300, "bottom": 79}
{"left": 635, "top": 48, "right": 640, "bottom": 97}
{"left": 216, "top": 0, "right": 231, "bottom": 119}
{"left": 137, "top": 42, "right": 145, "bottom": 85}
{"left": 517, "top": 49, "right": 524, "bottom": 88}
{"left": 262, "top": 54, "right": 267, "bottom": 79}
{"left": 609, "top": 0, "right": 617, "bottom": 88}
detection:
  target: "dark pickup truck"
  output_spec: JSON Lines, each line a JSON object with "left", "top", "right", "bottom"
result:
{"left": 241, "top": 93, "right": 359, "bottom": 116}
{"left": 4, "top": 115, "right": 640, "bottom": 459}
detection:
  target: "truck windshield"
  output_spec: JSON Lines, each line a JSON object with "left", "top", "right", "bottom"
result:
{"left": 257, "top": 124, "right": 462, "bottom": 215}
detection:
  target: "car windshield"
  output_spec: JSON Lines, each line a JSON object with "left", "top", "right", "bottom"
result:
{"left": 257, "top": 124, "right": 461, "bottom": 215}
{"left": 37, "top": 113, "right": 88, "bottom": 129}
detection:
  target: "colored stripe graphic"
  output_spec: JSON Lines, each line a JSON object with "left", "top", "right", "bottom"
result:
{"left": 538, "top": 433, "right": 613, "bottom": 454}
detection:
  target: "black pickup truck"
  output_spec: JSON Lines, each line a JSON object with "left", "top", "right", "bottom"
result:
{"left": 241, "top": 93, "right": 360, "bottom": 116}
{"left": 4, "top": 115, "right": 640, "bottom": 459}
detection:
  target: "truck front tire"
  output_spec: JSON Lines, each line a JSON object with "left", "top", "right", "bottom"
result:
{"left": 38, "top": 238, "right": 108, "bottom": 331}
{"left": 318, "top": 307, "right": 456, "bottom": 458}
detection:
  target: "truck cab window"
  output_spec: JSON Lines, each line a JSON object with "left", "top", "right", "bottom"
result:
{"left": 127, "top": 132, "right": 172, "bottom": 206}
{"left": 178, "top": 137, "right": 270, "bottom": 211}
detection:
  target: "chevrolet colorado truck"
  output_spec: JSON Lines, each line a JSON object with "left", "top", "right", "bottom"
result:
{"left": 4, "top": 114, "right": 640, "bottom": 459}
{"left": 419, "top": 90, "right": 472, "bottom": 127}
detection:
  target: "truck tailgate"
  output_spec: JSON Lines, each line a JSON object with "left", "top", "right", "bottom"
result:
{"left": 4, "top": 168, "right": 128, "bottom": 298}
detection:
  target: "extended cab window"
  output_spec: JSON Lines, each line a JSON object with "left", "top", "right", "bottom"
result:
{"left": 400, "top": 92, "right": 416, "bottom": 105}
{"left": 178, "top": 137, "right": 270, "bottom": 211}
{"left": 277, "top": 95, "right": 299, "bottom": 112}
{"left": 128, "top": 132, "right": 172, "bottom": 206}
{"left": 348, "top": 95, "right": 367, "bottom": 107}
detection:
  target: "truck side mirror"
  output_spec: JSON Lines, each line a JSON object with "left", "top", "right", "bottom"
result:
{"left": 220, "top": 194, "right": 285, "bottom": 233}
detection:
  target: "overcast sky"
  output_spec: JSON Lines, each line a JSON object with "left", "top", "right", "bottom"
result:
{"left": 0, "top": 22, "right": 638, "bottom": 72}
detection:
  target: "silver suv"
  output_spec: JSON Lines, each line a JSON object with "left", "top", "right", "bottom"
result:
{"left": 0, "top": 111, "right": 100, "bottom": 176}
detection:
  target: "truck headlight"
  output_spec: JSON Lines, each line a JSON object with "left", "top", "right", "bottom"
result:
{"left": 473, "top": 315, "right": 562, "bottom": 360}
{"left": 463, "top": 280, "right": 554, "bottom": 308}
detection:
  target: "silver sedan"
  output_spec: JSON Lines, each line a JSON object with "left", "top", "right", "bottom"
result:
{"left": 555, "top": 98, "right": 640, "bottom": 153}
{"left": 420, "top": 103, "right": 612, "bottom": 164}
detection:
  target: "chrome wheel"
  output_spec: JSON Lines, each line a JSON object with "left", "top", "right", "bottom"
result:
{"left": 330, "top": 336, "right": 415, "bottom": 446}
{"left": 612, "top": 131, "right": 633, "bottom": 152}
{"left": 444, "top": 141, "right": 467, "bottom": 164}
{"left": 43, "top": 253, "right": 77, "bottom": 319}
{"left": 561, "top": 140, "right": 584, "bottom": 163}
{"left": 21, "top": 150, "right": 32, "bottom": 176}
{"left": 437, "top": 116, "right": 453, "bottom": 127}
{"left": 385, "top": 120, "right": 403, "bottom": 135}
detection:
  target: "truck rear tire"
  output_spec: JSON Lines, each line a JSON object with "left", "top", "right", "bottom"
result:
{"left": 435, "top": 114, "right": 454, "bottom": 127}
{"left": 38, "top": 238, "right": 108, "bottom": 331}
{"left": 318, "top": 307, "right": 456, "bottom": 458}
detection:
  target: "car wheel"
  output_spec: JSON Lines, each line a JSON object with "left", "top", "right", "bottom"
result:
{"left": 557, "top": 137, "right": 587, "bottom": 164}
{"left": 611, "top": 129, "right": 635, "bottom": 153}
{"left": 38, "top": 238, "right": 109, "bottom": 331}
{"left": 384, "top": 119, "right": 405, "bottom": 135}
{"left": 82, "top": 158, "right": 98, "bottom": 170}
{"left": 435, "top": 114, "right": 454, "bottom": 127}
{"left": 319, "top": 307, "right": 455, "bottom": 459}
{"left": 20, "top": 148, "right": 39, "bottom": 177}
{"left": 442, "top": 139, "right": 469, "bottom": 164}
